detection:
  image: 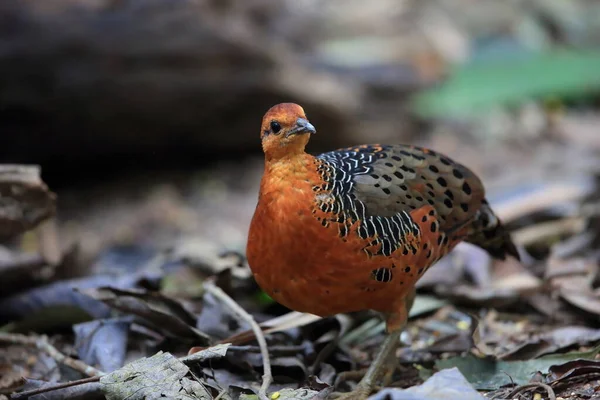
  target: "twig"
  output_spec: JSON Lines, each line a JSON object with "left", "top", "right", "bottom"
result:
{"left": 204, "top": 281, "right": 272, "bottom": 400}
{"left": 512, "top": 217, "right": 585, "bottom": 246}
{"left": 488, "top": 388, "right": 512, "bottom": 400}
{"left": 10, "top": 376, "right": 100, "bottom": 400}
{"left": 505, "top": 382, "right": 556, "bottom": 400}
{"left": 0, "top": 332, "right": 104, "bottom": 377}
{"left": 209, "top": 311, "right": 320, "bottom": 348}
{"left": 494, "top": 182, "right": 589, "bottom": 223}
{"left": 310, "top": 336, "right": 340, "bottom": 375}
{"left": 214, "top": 389, "right": 228, "bottom": 400}
{"left": 0, "top": 254, "right": 46, "bottom": 273}
{"left": 228, "top": 344, "right": 305, "bottom": 355}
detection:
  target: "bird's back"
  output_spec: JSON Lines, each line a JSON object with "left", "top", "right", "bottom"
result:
{"left": 315, "top": 144, "right": 518, "bottom": 260}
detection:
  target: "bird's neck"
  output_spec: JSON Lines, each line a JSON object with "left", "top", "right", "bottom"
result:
{"left": 263, "top": 140, "right": 308, "bottom": 162}
{"left": 262, "top": 153, "right": 316, "bottom": 189}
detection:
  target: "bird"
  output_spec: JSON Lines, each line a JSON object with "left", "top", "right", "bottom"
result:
{"left": 246, "top": 103, "right": 519, "bottom": 399}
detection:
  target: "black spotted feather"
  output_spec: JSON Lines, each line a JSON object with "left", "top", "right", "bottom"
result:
{"left": 314, "top": 144, "right": 519, "bottom": 260}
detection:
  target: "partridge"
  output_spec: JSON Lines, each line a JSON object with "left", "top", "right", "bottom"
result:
{"left": 247, "top": 103, "right": 519, "bottom": 399}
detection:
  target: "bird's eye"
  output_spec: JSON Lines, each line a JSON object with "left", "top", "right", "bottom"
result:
{"left": 270, "top": 121, "right": 281, "bottom": 134}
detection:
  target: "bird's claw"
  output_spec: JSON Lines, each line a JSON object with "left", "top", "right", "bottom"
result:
{"left": 328, "top": 384, "right": 373, "bottom": 400}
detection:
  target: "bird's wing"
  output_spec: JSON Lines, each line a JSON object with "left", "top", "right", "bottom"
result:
{"left": 317, "top": 144, "right": 485, "bottom": 233}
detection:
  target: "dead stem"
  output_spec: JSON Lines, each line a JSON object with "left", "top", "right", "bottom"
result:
{"left": 203, "top": 280, "right": 272, "bottom": 400}
{"left": 10, "top": 376, "right": 100, "bottom": 399}
{"left": 0, "top": 332, "right": 104, "bottom": 377}
{"left": 505, "top": 382, "right": 556, "bottom": 400}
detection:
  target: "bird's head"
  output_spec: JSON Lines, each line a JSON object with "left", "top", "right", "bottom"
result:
{"left": 260, "top": 103, "right": 316, "bottom": 161}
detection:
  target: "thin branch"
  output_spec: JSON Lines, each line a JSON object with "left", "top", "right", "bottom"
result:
{"left": 10, "top": 376, "right": 100, "bottom": 400}
{"left": 214, "top": 389, "right": 228, "bottom": 400}
{"left": 203, "top": 281, "right": 272, "bottom": 400}
{"left": 495, "top": 182, "right": 589, "bottom": 223}
{"left": 228, "top": 344, "right": 305, "bottom": 355}
{"left": 512, "top": 217, "right": 585, "bottom": 246}
{"left": 0, "top": 332, "right": 104, "bottom": 377}
{"left": 505, "top": 382, "right": 556, "bottom": 400}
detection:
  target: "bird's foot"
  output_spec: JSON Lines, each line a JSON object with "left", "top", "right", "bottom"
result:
{"left": 329, "top": 367, "right": 393, "bottom": 400}
{"left": 328, "top": 383, "right": 373, "bottom": 400}
{"left": 330, "top": 329, "right": 403, "bottom": 399}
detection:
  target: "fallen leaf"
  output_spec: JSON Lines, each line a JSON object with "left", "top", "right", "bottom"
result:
{"left": 0, "top": 165, "right": 56, "bottom": 241}
{"left": 80, "top": 287, "right": 210, "bottom": 343}
{"left": 100, "top": 351, "right": 211, "bottom": 400}
{"left": 0, "top": 274, "right": 153, "bottom": 330}
{"left": 547, "top": 359, "right": 600, "bottom": 383}
{"left": 368, "top": 368, "right": 484, "bottom": 400}
{"left": 181, "top": 343, "right": 231, "bottom": 364}
{"left": 500, "top": 326, "right": 600, "bottom": 360}
{"left": 436, "top": 346, "right": 600, "bottom": 389}
{"left": 73, "top": 317, "right": 133, "bottom": 372}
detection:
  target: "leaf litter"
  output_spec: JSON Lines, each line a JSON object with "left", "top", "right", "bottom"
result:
{"left": 1, "top": 1, "right": 600, "bottom": 400}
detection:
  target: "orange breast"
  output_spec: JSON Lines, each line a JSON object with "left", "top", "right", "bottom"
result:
{"left": 246, "top": 159, "right": 453, "bottom": 324}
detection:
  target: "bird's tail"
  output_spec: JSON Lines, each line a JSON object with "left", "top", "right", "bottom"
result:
{"left": 465, "top": 199, "right": 520, "bottom": 260}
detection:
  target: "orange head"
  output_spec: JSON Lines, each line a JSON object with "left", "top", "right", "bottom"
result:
{"left": 260, "top": 103, "right": 316, "bottom": 161}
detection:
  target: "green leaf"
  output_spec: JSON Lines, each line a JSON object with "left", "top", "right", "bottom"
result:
{"left": 255, "top": 290, "right": 275, "bottom": 306}
{"left": 411, "top": 49, "right": 600, "bottom": 118}
{"left": 436, "top": 345, "right": 600, "bottom": 390}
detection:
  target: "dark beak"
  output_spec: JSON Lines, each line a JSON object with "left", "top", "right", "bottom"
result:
{"left": 286, "top": 118, "right": 316, "bottom": 137}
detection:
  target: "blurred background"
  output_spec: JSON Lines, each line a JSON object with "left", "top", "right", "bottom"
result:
{"left": 2, "top": 0, "right": 599, "bottom": 263}
{"left": 1, "top": 0, "right": 600, "bottom": 397}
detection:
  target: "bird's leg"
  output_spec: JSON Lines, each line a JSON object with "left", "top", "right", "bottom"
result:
{"left": 330, "top": 331, "right": 400, "bottom": 399}
{"left": 330, "top": 291, "right": 415, "bottom": 400}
